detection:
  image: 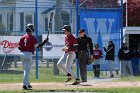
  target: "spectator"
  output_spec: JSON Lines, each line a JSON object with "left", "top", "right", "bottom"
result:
{"left": 118, "top": 43, "right": 133, "bottom": 77}
{"left": 92, "top": 44, "right": 102, "bottom": 78}
{"left": 104, "top": 41, "right": 115, "bottom": 78}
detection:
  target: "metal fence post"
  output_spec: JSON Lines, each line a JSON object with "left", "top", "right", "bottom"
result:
{"left": 46, "top": 59, "right": 49, "bottom": 68}
{"left": 75, "top": 0, "right": 79, "bottom": 78}
{"left": 35, "top": 0, "right": 39, "bottom": 79}
{"left": 53, "top": 59, "right": 59, "bottom": 75}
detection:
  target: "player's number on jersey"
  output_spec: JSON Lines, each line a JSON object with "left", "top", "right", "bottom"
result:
{"left": 24, "top": 38, "right": 27, "bottom": 46}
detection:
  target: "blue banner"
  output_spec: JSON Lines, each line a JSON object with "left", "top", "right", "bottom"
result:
{"left": 80, "top": 9, "right": 121, "bottom": 71}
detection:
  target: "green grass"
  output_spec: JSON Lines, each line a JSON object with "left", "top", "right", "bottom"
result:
{"left": 1, "top": 66, "right": 140, "bottom": 83}
{"left": 0, "top": 87, "right": 140, "bottom": 93}
{"left": 114, "top": 76, "right": 140, "bottom": 82}
{"left": 0, "top": 65, "right": 94, "bottom": 83}
{"left": 1, "top": 66, "right": 140, "bottom": 93}
{"left": 0, "top": 67, "right": 68, "bottom": 83}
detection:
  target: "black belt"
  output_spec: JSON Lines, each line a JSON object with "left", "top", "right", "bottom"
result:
{"left": 78, "top": 50, "right": 88, "bottom": 53}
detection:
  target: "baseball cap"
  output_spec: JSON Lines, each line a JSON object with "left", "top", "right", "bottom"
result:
{"left": 79, "top": 28, "right": 85, "bottom": 33}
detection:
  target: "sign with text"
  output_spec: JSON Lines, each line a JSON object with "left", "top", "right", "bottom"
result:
{"left": 42, "top": 34, "right": 65, "bottom": 59}
{"left": 0, "top": 36, "right": 21, "bottom": 55}
{"left": 80, "top": 9, "right": 121, "bottom": 71}
{"left": 80, "top": 9, "right": 121, "bottom": 55}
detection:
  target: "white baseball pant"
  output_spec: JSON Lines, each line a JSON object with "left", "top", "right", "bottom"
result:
{"left": 57, "top": 51, "right": 77, "bottom": 79}
{"left": 21, "top": 52, "right": 32, "bottom": 86}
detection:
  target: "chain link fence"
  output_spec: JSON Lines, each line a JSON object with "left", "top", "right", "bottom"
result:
{"left": 0, "top": 0, "right": 123, "bottom": 79}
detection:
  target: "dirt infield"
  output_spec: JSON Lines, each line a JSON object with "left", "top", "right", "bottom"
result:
{"left": 0, "top": 81, "right": 140, "bottom": 90}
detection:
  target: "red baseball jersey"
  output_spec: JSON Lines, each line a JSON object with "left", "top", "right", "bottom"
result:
{"left": 93, "top": 49, "right": 102, "bottom": 60}
{"left": 18, "top": 34, "right": 37, "bottom": 54}
{"left": 65, "top": 34, "right": 77, "bottom": 52}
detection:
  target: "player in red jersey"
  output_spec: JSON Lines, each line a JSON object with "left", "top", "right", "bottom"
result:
{"left": 57, "top": 25, "right": 80, "bottom": 85}
{"left": 92, "top": 44, "right": 103, "bottom": 78}
{"left": 18, "top": 23, "right": 49, "bottom": 90}
{"left": 18, "top": 24, "right": 37, "bottom": 90}
{"left": 18, "top": 24, "right": 49, "bottom": 90}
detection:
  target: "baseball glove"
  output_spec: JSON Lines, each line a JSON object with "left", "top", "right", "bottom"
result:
{"left": 87, "top": 56, "right": 94, "bottom": 65}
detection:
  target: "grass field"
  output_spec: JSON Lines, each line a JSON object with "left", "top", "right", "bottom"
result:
{"left": 0, "top": 87, "right": 140, "bottom": 93}
{"left": 0, "top": 65, "right": 140, "bottom": 93}
{"left": 0, "top": 65, "right": 94, "bottom": 83}
{"left": 0, "top": 66, "right": 139, "bottom": 83}
{"left": 0, "top": 67, "right": 67, "bottom": 83}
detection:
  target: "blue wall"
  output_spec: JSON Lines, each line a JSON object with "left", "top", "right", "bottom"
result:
{"left": 80, "top": 9, "right": 121, "bottom": 71}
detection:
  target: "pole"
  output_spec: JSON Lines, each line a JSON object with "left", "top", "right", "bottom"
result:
{"left": 120, "top": 0, "right": 123, "bottom": 45}
{"left": 70, "top": 0, "right": 73, "bottom": 28}
{"left": 126, "top": 0, "right": 128, "bottom": 27}
{"left": 75, "top": 0, "right": 79, "bottom": 78}
{"left": 35, "top": 0, "right": 38, "bottom": 79}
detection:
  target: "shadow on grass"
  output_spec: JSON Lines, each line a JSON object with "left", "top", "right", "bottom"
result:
{"left": 66, "top": 83, "right": 92, "bottom": 86}
{"left": 0, "top": 70, "right": 23, "bottom": 74}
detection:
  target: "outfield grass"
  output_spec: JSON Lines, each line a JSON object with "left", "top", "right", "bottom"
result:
{"left": 0, "top": 67, "right": 66, "bottom": 83}
{"left": 116, "top": 76, "right": 140, "bottom": 82}
{"left": 0, "top": 64, "right": 95, "bottom": 83}
{"left": 1, "top": 66, "right": 140, "bottom": 83}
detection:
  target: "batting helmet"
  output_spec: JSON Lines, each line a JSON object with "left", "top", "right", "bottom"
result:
{"left": 26, "top": 24, "right": 35, "bottom": 32}
{"left": 63, "top": 25, "right": 71, "bottom": 32}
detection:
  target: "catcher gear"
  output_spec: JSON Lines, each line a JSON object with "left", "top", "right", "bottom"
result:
{"left": 63, "top": 25, "right": 71, "bottom": 32}
{"left": 26, "top": 24, "right": 35, "bottom": 32}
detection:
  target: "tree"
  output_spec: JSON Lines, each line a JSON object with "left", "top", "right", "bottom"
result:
{"left": 123, "top": 0, "right": 140, "bottom": 26}
{"left": 70, "top": 0, "right": 119, "bottom": 8}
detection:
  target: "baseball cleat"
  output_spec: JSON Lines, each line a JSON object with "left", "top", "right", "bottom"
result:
{"left": 28, "top": 85, "right": 32, "bottom": 88}
{"left": 65, "top": 76, "right": 72, "bottom": 82}
{"left": 23, "top": 86, "right": 32, "bottom": 90}
{"left": 72, "top": 78, "right": 80, "bottom": 85}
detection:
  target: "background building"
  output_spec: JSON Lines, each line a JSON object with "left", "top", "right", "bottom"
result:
{"left": 0, "top": 0, "right": 71, "bottom": 35}
{"left": 123, "top": 0, "right": 140, "bottom": 58}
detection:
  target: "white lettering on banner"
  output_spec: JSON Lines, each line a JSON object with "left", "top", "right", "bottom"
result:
{"left": 84, "top": 18, "right": 114, "bottom": 46}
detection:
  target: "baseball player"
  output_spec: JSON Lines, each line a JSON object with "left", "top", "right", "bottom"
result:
{"left": 18, "top": 24, "right": 37, "bottom": 90}
{"left": 18, "top": 24, "right": 49, "bottom": 90}
{"left": 57, "top": 25, "right": 80, "bottom": 85}
{"left": 92, "top": 44, "right": 102, "bottom": 78}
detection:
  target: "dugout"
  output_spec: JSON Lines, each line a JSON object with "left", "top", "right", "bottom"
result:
{"left": 124, "top": 27, "right": 140, "bottom": 75}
